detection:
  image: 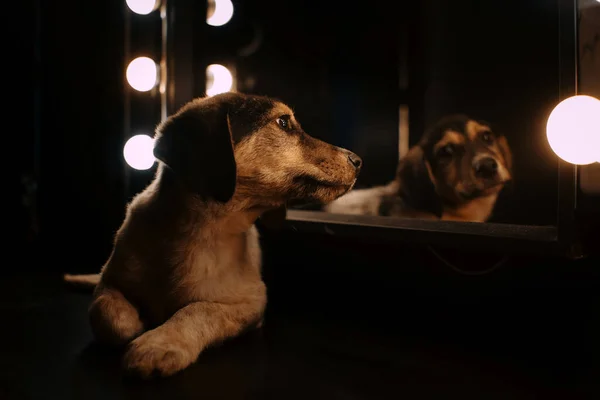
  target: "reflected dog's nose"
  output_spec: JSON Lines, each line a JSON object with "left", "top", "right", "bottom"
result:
{"left": 474, "top": 157, "right": 498, "bottom": 178}
{"left": 347, "top": 152, "right": 362, "bottom": 170}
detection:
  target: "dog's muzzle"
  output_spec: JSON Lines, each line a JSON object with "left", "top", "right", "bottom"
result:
{"left": 474, "top": 157, "right": 498, "bottom": 179}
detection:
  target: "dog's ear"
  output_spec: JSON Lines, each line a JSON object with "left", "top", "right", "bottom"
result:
{"left": 396, "top": 146, "right": 443, "bottom": 218}
{"left": 497, "top": 135, "right": 513, "bottom": 176}
{"left": 153, "top": 100, "right": 236, "bottom": 203}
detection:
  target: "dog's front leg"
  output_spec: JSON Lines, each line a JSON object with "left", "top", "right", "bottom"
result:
{"left": 122, "top": 297, "right": 266, "bottom": 378}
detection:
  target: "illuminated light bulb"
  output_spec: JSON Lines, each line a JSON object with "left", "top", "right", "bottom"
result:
{"left": 546, "top": 95, "right": 600, "bottom": 165}
{"left": 126, "top": 0, "right": 160, "bottom": 15}
{"left": 124, "top": 134, "right": 156, "bottom": 170}
{"left": 126, "top": 57, "right": 158, "bottom": 92}
{"left": 207, "top": 0, "right": 234, "bottom": 27}
{"left": 206, "top": 64, "right": 233, "bottom": 96}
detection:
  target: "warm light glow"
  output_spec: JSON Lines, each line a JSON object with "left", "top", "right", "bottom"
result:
{"left": 206, "top": 64, "right": 233, "bottom": 96}
{"left": 126, "top": 57, "right": 158, "bottom": 92}
{"left": 126, "top": 0, "right": 160, "bottom": 15}
{"left": 124, "top": 134, "right": 156, "bottom": 170}
{"left": 546, "top": 95, "right": 600, "bottom": 165}
{"left": 207, "top": 0, "right": 234, "bottom": 26}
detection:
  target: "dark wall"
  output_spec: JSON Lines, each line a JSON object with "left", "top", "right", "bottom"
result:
{"left": 25, "top": 0, "right": 127, "bottom": 271}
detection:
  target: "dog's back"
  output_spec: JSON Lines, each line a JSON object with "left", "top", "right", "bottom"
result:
{"left": 324, "top": 182, "right": 398, "bottom": 216}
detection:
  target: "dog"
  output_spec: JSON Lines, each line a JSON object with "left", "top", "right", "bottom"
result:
{"left": 324, "top": 114, "right": 512, "bottom": 222}
{"left": 63, "top": 92, "right": 361, "bottom": 378}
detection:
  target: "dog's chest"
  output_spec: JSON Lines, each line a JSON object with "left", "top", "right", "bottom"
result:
{"left": 173, "top": 225, "right": 263, "bottom": 303}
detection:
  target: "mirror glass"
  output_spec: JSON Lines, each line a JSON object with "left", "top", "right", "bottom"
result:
{"left": 579, "top": 0, "right": 600, "bottom": 99}
{"left": 194, "top": 0, "right": 589, "bottom": 227}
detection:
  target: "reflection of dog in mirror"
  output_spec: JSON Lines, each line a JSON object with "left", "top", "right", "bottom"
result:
{"left": 63, "top": 92, "right": 362, "bottom": 378}
{"left": 324, "top": 114, "right": 512, "bottom": 222}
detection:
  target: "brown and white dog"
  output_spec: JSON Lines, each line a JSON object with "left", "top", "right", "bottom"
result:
{"left": 324, "top": 114, "right": 512, "bottom": 222}
{"left": 64, "top": 92, "right": 361, "bottom": 378}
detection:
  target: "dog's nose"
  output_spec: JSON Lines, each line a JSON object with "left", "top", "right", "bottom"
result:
{"left": 347, "top": 153, "right": 362, "bottom": 170}
{"left": 474, "top": 157, "right": 498, "bottom": 178}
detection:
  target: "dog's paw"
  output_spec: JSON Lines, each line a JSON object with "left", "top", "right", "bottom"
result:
{"left": 122, "top": 333, "right": 194, "bottom": 379}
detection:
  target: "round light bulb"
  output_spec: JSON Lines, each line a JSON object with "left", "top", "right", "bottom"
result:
{"left": 206, "top": 64, "right": 233, "bottom": 96}
{"left": 126, "top": 57, "right": 158, "bottom": 92}
{"left": 207, "top": 0, "right": 234, "bottom": 27}
{"left": 126, "top": 0, "right": 160, "bottom": 15}
{"left": 123, "top": 134, "right": 156, "bottom": 170}
{"left": 546, "top": 95, "right": 600, "bottom": 165}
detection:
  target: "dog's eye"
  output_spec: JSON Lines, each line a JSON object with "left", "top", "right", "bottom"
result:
{"left": 480, "top": 130, "right": 494, "bottom": 144}
{"left": 277, "top": 115, "right": 291, "bottom": 131}
{"left": 439, "top": 144, "right": 455, "bottom": 157}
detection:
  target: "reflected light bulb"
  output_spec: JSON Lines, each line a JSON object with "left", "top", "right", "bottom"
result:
{"left": 206, "top": 64, "right": 233, "bottom": 96}
{"left": 124, "top": 134, "right": 156, "bottom": 170}
{"left": 126, "top": 57, "right": 158, "bottom": 92}
{"left": 207, "top": 0, "right": 234, "bottom": 26}
{"left": 546, "top": 95, "right": 600, "bottom": 165}
{"left": 126, "top": 0, "right": 160, "bottom": 15}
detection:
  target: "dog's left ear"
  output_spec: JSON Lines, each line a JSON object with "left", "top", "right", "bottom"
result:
{"left": 153, "top": 100, "right": 237, "bottom": 203}
{"left": 395, "top": 146, "right": 444, "bottom": 218}
{"left": 497, "top": 136, "right": 513, "bottom": 176}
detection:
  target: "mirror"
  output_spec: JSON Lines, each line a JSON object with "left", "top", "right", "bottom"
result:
{"left": 579, "top": 0, "right": 600, "bottom": 101}
{"left": 177, "top": 0, "right": 593, "bottom": 230}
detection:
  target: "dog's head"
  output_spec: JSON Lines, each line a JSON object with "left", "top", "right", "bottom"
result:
{"left": 396, "top": 114, "right": 512, "bottom": 217}
{"left": 153, "top": 92, "right": 361, "bottom": 208}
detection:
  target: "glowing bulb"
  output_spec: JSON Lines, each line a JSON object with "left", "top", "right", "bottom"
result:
{"left": 126, "top": 0, "right": 160, "bottom": 15}
{"left": 126, "top": 57, "right": 158, "bottom": 92}
{"left": 124, "top": 134, "right": 156, "bottom": 170}
{"left": 206, "top": 64, "right": 233, "bottom": 96}
{"left": 546, "top": 95, "right": 600, "bottom": 165}
{"left": 207, "top": 0, "right": 234, "bottom": 26}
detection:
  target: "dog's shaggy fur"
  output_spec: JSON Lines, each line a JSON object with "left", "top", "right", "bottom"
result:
{"left": 64, "top": 92, "right": 361, "bottom": 378}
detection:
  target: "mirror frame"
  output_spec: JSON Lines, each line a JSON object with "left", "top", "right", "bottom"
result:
{"left": 163, "top": 0, "right": 586, "bottom": 258}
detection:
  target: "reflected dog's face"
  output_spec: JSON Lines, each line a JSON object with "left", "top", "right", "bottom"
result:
{"left": 396, "top": 114, "right": 512, "bottom": 221}
{"left": 422, "top": 115, "right": 512, "bottom": 204}
{"left": 153, "top": 92, "right": 362, "bottom": 209}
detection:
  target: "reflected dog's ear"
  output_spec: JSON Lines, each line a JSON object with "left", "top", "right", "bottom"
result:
{"left": 153, "top": 99, "right": 237, "bottom": 203}
{"left": 396, "top": 146, "right": 443, "bottom": 218}
{"left": 497, "top": 136, "right": 513, "bottom": 176}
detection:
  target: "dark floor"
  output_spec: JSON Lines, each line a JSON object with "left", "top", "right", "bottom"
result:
{"left": 1, "top": 263, "right": 599, "bottom": 400}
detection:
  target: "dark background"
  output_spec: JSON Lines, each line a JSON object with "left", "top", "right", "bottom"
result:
{"left": 6, "top": 0, "right": 600, "bottom": 398}
{"left": 11, "top": 0, "right": 124, "bottom": 271}
{"left": 18, "top": 0, "right": 566, "bottom": 270}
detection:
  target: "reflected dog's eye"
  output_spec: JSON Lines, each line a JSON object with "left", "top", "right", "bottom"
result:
{"left": 480, "top": 130, "right": 494, "bottom": 144}
{"left": 438, "top": 143, "right": 455, "bottom": 158}
{"left": 277, "top": 115, "right": 291, "bottom": 131}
